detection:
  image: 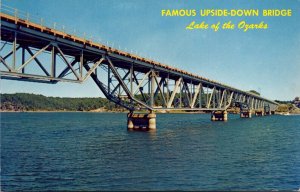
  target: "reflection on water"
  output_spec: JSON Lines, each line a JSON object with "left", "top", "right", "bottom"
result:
{"left": 1, "top": 112, "right": 300, "bottom": 191}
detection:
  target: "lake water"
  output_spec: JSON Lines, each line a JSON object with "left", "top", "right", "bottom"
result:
{"left": 1, "top": 112, "right": 300, "bottom": 191}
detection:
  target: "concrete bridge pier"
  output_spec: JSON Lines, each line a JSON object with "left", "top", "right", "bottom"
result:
{"left": 264, "top": 105, "right": 271, "bottom": 115}
{"left": 271, "top": 111, "right": 275, "bottom": 115}
{"left": 211, "top": 110, "right": 228, "bottom": 121}
{"left": 240, "top": 110, "right": 252, "bottom": 118}
{"left": 265, "top": 111, "right": 272, "bottom": 116}
{"left": 255, "top": 110, "right": 264, "bottom": 116}
{"left": 127, "top": 112, "right": 156, "bottom": 131}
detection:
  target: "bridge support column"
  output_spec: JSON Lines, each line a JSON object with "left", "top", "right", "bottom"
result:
{"left": 264, "top": 112, "right": 270, "bottom": 116}
{"left": 211, "top": 110, "right": 228, "bottom": 121}
{"left": 264, "top": 111, "right": 271, "bottom": 116}
{"left": 264, "top": 105, "right": 271, "bottom": 116}
{"left": 255, "top": 110, "right": 264, "bottom": 116}
{"left": 127, "top": 112, "right": 156, "bottom": 131}
{"left": 271, "top": 111, "right": 275, "bottom": 115}
{"left": 240, "top": 110, "right": 252, "bottom": 118}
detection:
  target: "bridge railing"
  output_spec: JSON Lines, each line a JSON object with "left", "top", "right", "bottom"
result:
{"left": 0, "top": 3, "right": 119, "bottom": 51}
{"left": 0, "top": 3, "right": 171, "bottom": 63}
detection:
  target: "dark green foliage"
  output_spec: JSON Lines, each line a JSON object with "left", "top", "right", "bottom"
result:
{"left": 0, "top": 93, "right": 116, "bottom": 111}
{"left": 274, "top": 100, "right": 292, "bottom": 104}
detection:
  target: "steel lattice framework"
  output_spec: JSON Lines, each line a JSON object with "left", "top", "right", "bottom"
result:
{"left": 0, "top": 11, "right": 278, "bottom": 113}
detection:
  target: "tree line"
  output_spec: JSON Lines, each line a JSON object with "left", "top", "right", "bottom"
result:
{"left": 2, "top": 92, "right": 297, "bottom": 112}
{"left": 0, "top": 93, "right": 118, "bottom": 111}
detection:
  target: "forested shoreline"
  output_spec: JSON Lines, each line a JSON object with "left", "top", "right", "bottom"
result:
{"left": 0, "top": 93, "right": 122, "bottom": 112}
{"left": 1, "top": 93, "right": 299, "bottom": 113}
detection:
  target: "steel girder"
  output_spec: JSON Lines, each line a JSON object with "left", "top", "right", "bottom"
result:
{"left": 0, "top": 16, "right": 278, "bottom": 112}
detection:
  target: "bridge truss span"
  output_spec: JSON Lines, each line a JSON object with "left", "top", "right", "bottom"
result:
{"left": 0, "top": 11, "right": 278, "bottom": 129}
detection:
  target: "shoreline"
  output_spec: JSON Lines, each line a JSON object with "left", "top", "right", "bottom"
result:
{"left": 0, "top": 110, "right": 125, "bottom": 113}
{"left": 0, "top": 110, "right": 207, "bottom": 114}
{"left": 1, "top": 110, "right": 299, "bottom": 115}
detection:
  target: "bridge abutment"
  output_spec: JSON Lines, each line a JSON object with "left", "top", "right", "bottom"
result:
{"left": 127, "top": 112, "right": 156, "bottom": 131}
{"left": 211, "top": 110, "right": 228, "bottom": 121}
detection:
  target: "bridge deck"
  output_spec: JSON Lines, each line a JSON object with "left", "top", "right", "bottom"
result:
{"left": 0, "top": 12, "right": 277, "bottom": 106}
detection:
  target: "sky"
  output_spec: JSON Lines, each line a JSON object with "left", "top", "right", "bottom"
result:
{"left": 1, "top": 0, "right": 299, "bottom": 101}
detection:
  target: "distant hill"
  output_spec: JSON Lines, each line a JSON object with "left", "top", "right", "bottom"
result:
{"left": 0, "top": 93, "right": 202, "bottom": 112}
{"left": 0, "top": 93, "right": 120, "bottom": 112}
{"left": 275, "top": 97, "right": 300, "bottom": 114}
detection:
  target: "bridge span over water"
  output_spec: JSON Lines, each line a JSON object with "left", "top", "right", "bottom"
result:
{"left": 0, "top": 5, "right": 278, "bottom": 130}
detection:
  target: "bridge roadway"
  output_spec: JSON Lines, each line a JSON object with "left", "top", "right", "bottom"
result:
{"left": 0, "top": 9, "right": 278, "bottom": 130}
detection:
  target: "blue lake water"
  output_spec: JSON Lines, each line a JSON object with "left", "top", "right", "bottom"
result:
{"left": 1, "top": 112, "right": 300, "bottom": 191}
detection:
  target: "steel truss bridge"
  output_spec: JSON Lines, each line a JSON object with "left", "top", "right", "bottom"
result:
{"left": 0, "top": 7, "right": 278, "bottom": 129}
